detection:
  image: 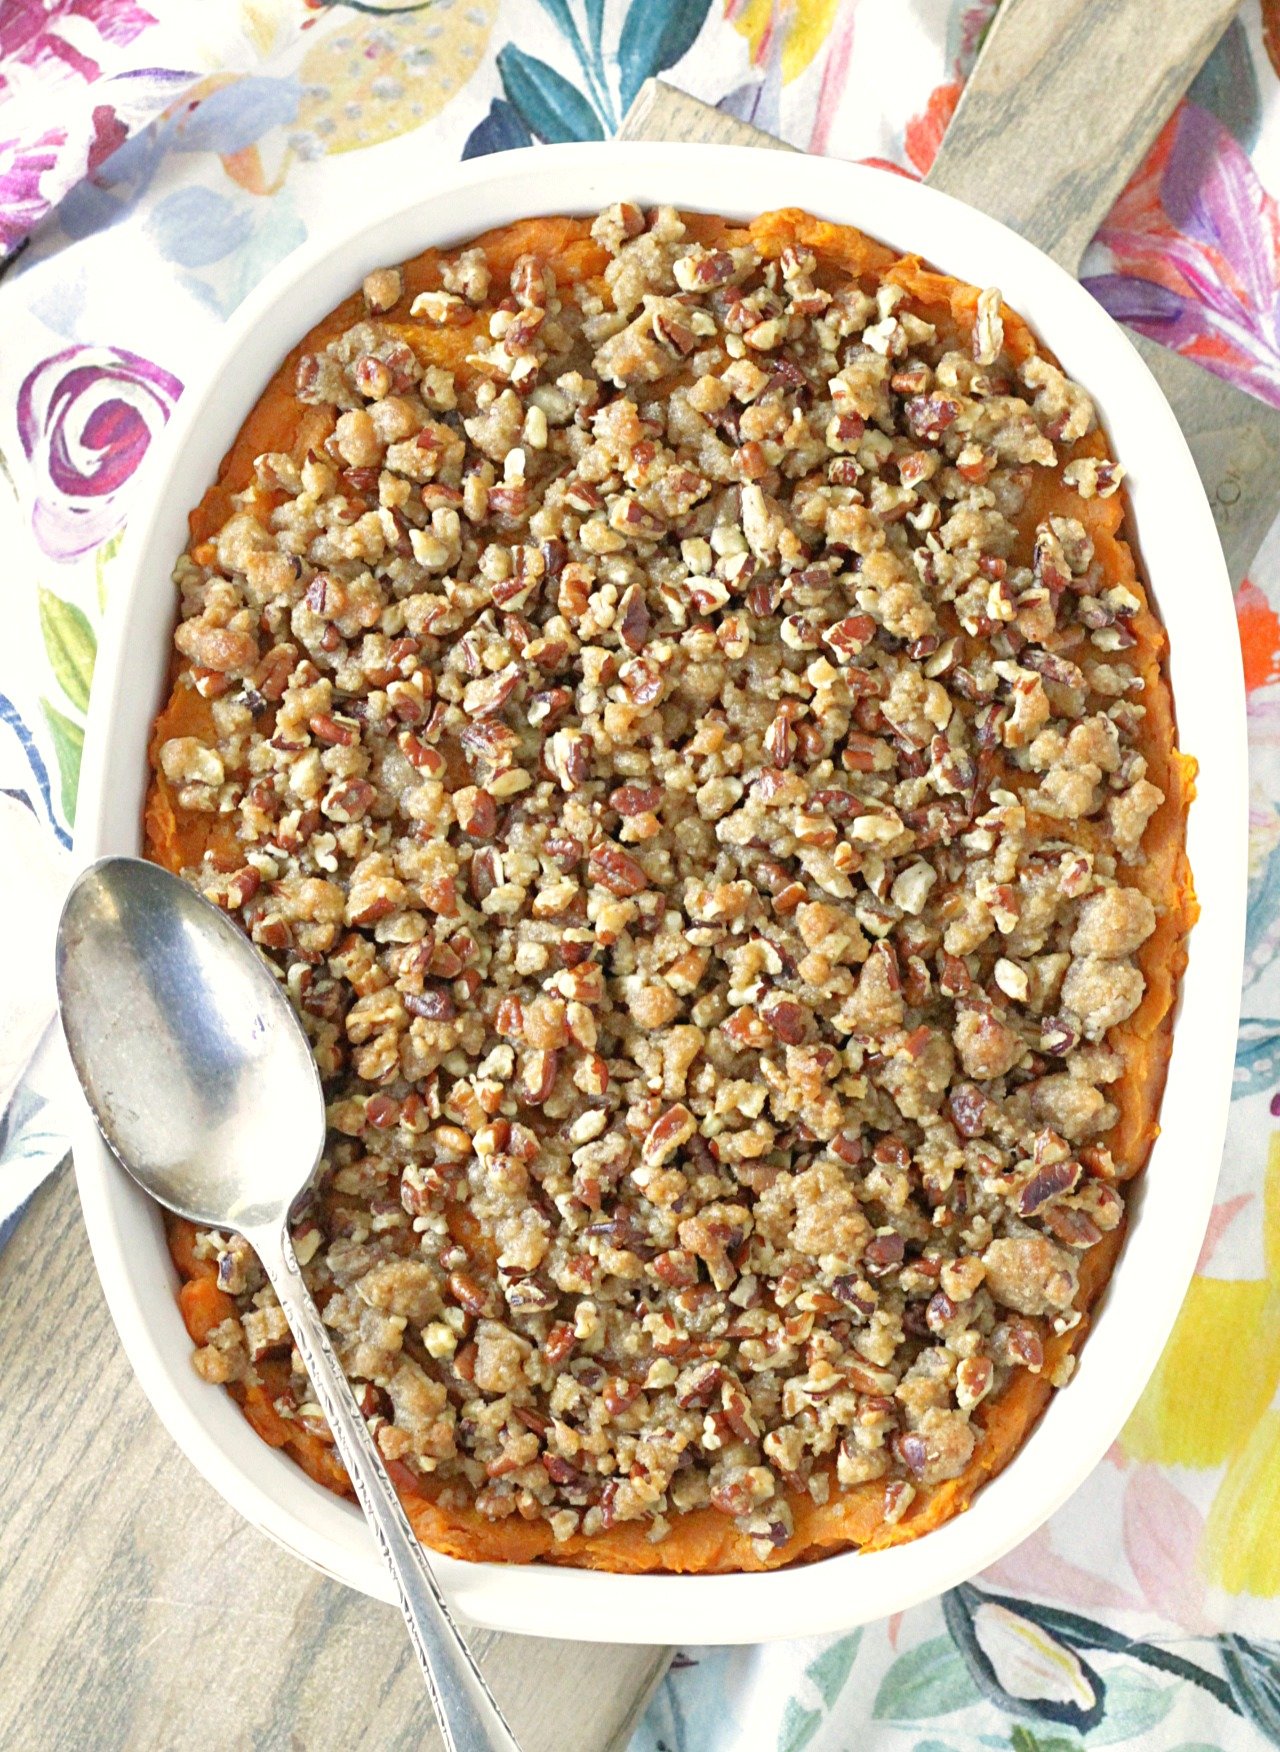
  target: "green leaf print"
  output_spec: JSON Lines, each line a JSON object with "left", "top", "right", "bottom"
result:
{"left": 775, "top": 1632, "right": 862, "bottom": 1749}
{"left": 809, "top": 1630, "right": 861, "bottom": 1709}
{"left": 40, "top": 698, "right": 84, "bottom": 825}
{"left": 1084, "top": 1668, "right": 1174, "bottom": 1744}
{"left": 617, "top": 0, "right": 715, "bottom": 114}
{"left": 1009, "top": 1730, "right": 1078, "bottom": 1752}
{"left": 37, "top": 588, "right": 95, "bottom": 715}
{"left": 778, "top": 1698, "right": 822, "bottom": 1752}
{"left": 874, "top": 1636, "right": 982, "bottom": 1721}
{"left": 95, "top": 527, "right": 122, "bottom": 612}
{"left": 496, "top": 44, "right": 604, "bottom": 142}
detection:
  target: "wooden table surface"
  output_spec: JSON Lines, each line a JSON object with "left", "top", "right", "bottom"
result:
{"left": 0, "top": 1164, "right": 669, "bottom": 1752}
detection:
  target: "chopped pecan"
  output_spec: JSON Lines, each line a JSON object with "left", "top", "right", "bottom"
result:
{"left": 159, "top": 201, "right": 1175, "bottom": 1558}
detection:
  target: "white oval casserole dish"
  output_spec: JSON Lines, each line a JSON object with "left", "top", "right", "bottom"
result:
{"left": 71, "top": 142, "right": 1247, "bottom": 1644}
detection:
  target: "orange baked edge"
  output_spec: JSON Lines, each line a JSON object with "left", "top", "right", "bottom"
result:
{"left": 145, "top": 210, "right": 1195, "bottom": 1573}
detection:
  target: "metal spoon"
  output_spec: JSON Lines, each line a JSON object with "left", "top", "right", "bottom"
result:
{"left": 56, "top": 855, "right": 522, "bottom": 1752}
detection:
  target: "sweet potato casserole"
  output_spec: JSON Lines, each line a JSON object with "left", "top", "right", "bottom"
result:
{"left": 145, "top": 205, "right": 1194, "bottom": 1572}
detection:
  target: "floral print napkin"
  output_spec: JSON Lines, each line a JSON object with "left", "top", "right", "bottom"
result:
{"left": 3, "top": 3, "right": 1280, "bottom": 1747}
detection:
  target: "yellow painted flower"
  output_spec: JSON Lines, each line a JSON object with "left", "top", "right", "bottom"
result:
{"left": 1121, "top": 1135, "right": 1280, "bottom": 1594}
{"left": 1122, "top": 1277, "right": 1280, "bottom": 1468}
{"left": 725, "top": 0, "right": 841, "bottom": 83}
{"left": 296, "top": 0, "right": 498, "bottom": 156}
{"left": 1202, "top": 1409, "right": 1280, "bottom": 1594}
{"left": 238, "top": 0, "right": 292, "bottom": 59}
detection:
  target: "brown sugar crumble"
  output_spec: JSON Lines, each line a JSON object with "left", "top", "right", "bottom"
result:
{"left": 149, "top": 203, "right": 1190, "bottom": 1570}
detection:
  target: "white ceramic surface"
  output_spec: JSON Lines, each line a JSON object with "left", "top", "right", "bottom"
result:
{"left": 72, "top": 143, "right": 1247, "bottom": 1644}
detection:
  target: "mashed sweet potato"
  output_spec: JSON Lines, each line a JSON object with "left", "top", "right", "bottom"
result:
{"left": 148, "top": 207, "right": 1193, "bottom": 1572}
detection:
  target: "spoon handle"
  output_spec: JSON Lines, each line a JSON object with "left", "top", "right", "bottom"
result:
{"left": 251, "top": 1224, "right": 524, "bottom": 1752}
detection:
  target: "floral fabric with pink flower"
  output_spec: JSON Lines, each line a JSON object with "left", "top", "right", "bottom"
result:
{"left": 0, "top": 0, "right": 155, "bottom": 93}
{"left": 0, "top": 0, "right": 173, "bottom": 255}
{"left": 18, "top": 344, "right": 180, "bottom": 559}
{"left": 4, "top": 4, "right": 1280, "bottom": 1750}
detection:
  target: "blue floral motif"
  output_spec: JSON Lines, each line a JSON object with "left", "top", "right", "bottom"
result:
{"left": 0, "top": 693, "right": 70, "bottom": 848}
{"left": 463, "top": 0, "right": 713, "bottom": 156}
{"left": 58, "top": 69, "right": 303, "bottom": 287}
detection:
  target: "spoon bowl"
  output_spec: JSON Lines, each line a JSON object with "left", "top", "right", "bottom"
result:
{"left": 56, "top": 857, "right": 325, "bottom": 1232}
{"left": 56, "top": 855, "right": 522, "bottom": 1752}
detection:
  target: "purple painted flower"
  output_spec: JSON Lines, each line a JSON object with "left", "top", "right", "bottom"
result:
{"left": 0, "top": 0, "right": 156, "bottom": 97}
{"left": 946, "top": 0, "right": 1000, "bottom": 80}
{"left": 0, "top": 127, "right": 66, "bottom": 254}
{"left": 1085, "top": 102, "right": 1280, "bottom": 408}
{"left": 18, "top": 345, "right": 182, "bottom": 561}
{"left": 0, "top": 65, "right": 199, "bottom": 257}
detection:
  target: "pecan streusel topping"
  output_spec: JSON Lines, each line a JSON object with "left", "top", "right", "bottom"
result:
{"left": 152, "top": 204, "right": 1186, "bottom": 1567}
